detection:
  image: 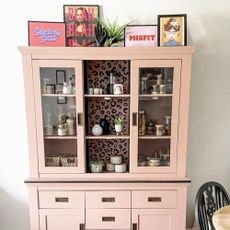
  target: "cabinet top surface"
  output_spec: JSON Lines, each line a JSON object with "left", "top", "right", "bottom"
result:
{"left": 18, "top": 46, "right": 195, "bottom": 59}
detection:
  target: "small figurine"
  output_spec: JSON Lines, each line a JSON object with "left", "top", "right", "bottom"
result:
{"left": 146, "top": 119, "right": 157, "bottom": 135}
{"left": 95, "top": 23, "right": 107, "bottom": 47}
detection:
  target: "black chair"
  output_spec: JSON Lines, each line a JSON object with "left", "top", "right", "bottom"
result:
{"left": 195, "top": 181, "right": 230, "bottom": 230}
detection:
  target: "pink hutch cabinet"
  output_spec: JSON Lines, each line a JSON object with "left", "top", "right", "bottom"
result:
{"left": 19, "top": 46, "right": 194, "bottom": 230}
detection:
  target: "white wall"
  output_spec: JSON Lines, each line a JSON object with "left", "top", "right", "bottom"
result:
{"left": 0, "top": 0, "right": 230, "bottom": 229}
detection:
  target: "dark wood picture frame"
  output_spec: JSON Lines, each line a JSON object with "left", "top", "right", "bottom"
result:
{"left": 157, "top": 14, "right": 187, "bottom": 47}
{"left": 56, "top": 70, "right": 66, "bottom": 84}
{"left": 57, "top": 96, "right": 67, "bottom": 104}
{"left": 63, "top": 4, "right": 100, "bottom": 47}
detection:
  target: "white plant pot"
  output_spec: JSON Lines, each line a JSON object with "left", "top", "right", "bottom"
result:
{"left": 91, "top": 164, "right": 103, "bottom": 173}
{"left": 115, "top": 124, "right": 123, "bottom": 135}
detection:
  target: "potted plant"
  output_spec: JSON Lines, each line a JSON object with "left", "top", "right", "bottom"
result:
{"left": 96, "top": 18, "right": 130, "bottom": 47}
{"left": 89, "top": 159, "right": 104, "bottom": 173}
{"left": 114, "top": 116, "right": 124, "bottom": 135}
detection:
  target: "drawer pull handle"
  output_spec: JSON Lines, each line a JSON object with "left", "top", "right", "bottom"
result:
{"left": 148, "top": 197, "right": 161, "bottom": 202}
{"left": 102, "top": 217, "right": 115, "bottom": 222}
{"left": 132, "top": 112, "right": 137, "bottom": 126}
{"left": 102, "top": 197, "right": 115, "bottom": 202}
{"left": 55, "top": 197, "right": 69, "bottom": 203}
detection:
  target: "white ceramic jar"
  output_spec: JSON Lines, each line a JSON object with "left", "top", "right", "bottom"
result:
{"left": 110, "top": 155, "right": 122, "bottom": 165}
{"left": 106, "top": 162, "right": 115, "bottom": 172}
{"left": 113, "top": 84, "right": 123, "bottom": 95}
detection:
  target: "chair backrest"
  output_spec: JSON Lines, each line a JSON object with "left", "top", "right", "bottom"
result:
{"left": 195, "top": 181, "right": 230, "bottom": 230}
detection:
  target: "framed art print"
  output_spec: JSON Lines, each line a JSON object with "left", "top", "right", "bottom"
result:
{"left": 28, "top": 21, "right": 66, "bottom": 46}
{"left": 158, "top": 14, "right": 187, "bottom": 47}
{"left": 125, "top": 25, "right": 158, "bottom": 47}
{"left": 63, "top": 5, "right": 99, "bottom": 47}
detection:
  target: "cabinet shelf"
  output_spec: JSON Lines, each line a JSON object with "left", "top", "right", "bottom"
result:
{"left": 86, "top": 135, "right": 130, "bottom": 140}
{"left": 138, "top": 135, "right": 171, "bottom": 140}
{"left": 42, "top": 94, "right": 75, "bottom": 97}
{"left": 85, "top": 94, "right": 130, "bottom": 98}
{"left": 139, "top": 94, "right": 172, "bottom": 98}
{"left": 44, "top": 135, "right": 77, "bottom": 140}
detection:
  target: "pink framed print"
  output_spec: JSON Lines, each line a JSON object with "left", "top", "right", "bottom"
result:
{"left": 63, "top": 5, "right": 99, "bottom": 47}
{"left": 28, "top": 21, "right": 66, "bottom": 46}
{"left": 124, "top": 25, "right": 158, "bottom": 47}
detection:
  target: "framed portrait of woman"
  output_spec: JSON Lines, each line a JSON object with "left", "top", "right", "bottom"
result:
{"left": 158, "top": 14, "right": 187, "bottom": 47}
{"left": 63, "top": 5, "right": 99, "bottom": 47}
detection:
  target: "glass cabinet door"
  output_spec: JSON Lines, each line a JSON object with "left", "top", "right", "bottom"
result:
{"left": 33, "top": 60, "right": 85, "bottom": 173}
{"left": 130, "top": 60, "right": 181, "bottom": 174}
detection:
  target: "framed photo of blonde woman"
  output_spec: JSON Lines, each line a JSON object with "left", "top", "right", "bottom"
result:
{"left": 158, "top": 14, "right": 187, "bottom": 47}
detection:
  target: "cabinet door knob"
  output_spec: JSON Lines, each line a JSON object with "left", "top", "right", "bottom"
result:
{"left": 148, "top": 197, "right": 161, "bottom": 202}
{"left": 55, "top": 197, "right": 69, "bottom": 202}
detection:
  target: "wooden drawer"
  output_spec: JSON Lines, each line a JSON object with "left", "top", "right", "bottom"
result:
{"left": 132, "top": 190, "right": 178, "bottom": 209}
{"left": 86, "top": 209, "right": 130, "bottom": 229}
{"left": 86, "top": 191, "right": 130, "bottom": 208}
{"left": 39, "top": 191, "right": 84, "bottom": 209}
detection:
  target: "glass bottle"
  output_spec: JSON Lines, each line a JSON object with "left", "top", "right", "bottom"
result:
{"left": 107, "top": 71, "right": 117, "bottom": 94}
{"left": 138, "top": 110, "right": 146, "bottom": 136}
{"left": 140, "top": 75, "right": 148, "bottom": 94}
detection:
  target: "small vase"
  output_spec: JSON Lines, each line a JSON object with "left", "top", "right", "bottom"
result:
{"left": 115, "top": 124, "right": 123, "bottom": 135}
{"left": 92, "top": 124, "right": 103, "bottom": 136}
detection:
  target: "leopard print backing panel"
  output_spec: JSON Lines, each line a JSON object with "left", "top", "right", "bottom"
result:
{"left": 86, "top": 60, "right": 130, "bottom": 93}
{"left": 86, "top": 97, "right": 130, "bottom": 135}
{"left": 88, "top": 139, "right": 129, "bottom": 164}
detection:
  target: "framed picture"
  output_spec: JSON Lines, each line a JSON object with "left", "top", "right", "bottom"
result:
{"left": 63, "top": 5, "right": 99, "bottom": 47}
{"left": 56, "top": 70, "right": 66, "bottom": 84}
{"left": 124, "top": 25, "right": 158, "bottom": 47}
{"left": 158, "top": 14, "right": 187, "bottom": 47}
{"left": 28, "top": 21, "right": 66, "bottom": 46}
{"left": 57, "top": 96, "right": 66, "bottom": 104}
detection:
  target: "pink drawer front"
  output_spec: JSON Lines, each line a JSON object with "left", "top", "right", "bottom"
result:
{"left": 132, "top": 190, "right": 178, "bottom": 209}
{"left": 39, "top": 191, "right": 84, "bottom": 209}
{"left": 86, "top": 209, "right": 130, "bottom": 229}
{"left": 86, "top": 191, "right": 130, "bottom": 208}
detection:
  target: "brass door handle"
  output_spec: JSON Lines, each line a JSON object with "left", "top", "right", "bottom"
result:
{"left": 80, "top": 223, "right": 85, "bottom": 230}
{"left": 133, "top": 223, "right": 138, "bottom": 230}
{"left": 77, "top": 113, "right": 83, "bottom": 126}
{"left": 132, "top": 112, "right": 137, "bottom": 126}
